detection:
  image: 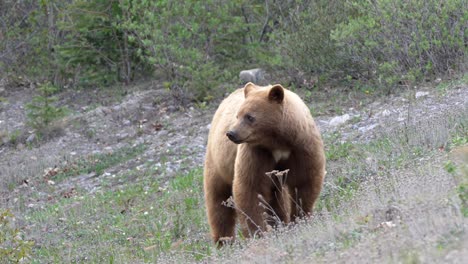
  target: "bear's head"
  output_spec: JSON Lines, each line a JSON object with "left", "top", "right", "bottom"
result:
{"left": 226, "top": 82, "right": 285, "bottom": 146}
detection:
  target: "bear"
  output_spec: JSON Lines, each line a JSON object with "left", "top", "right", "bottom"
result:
{"left": 203, "top": 82, "right": 325, "bottom": 245}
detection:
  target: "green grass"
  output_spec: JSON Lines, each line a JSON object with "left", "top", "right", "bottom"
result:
{"left": 319, "top": 132, "right": 444, "bottom": 215}
{"left": 456, "top": 180, "right": 468, "bottom": 218}
{"left": 28, "top": 167, "right": 210, "bottom": 263}
{"left": 52, "top": 144, "right": 147, "bottom": 182}
{"left": 0, "top": 210, "right": 34, "bottom": 263}
{"left": 436, "top": 73, "right": 468, "bottom": 95}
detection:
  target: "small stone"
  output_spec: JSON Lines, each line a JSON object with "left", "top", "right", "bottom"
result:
{"left": 26, "top": 133, "right": 36, "bottom": 144}
{"left": 415, "top": 91, "right": 429, "bottom": 99}
{"left": 379, "top": 221, "right": 396, "bottom": 228}
{"left": 358, "top": 123, "right": 379, "bottom": 133}
{"left": 158, "top": 130, "right": 169, "bottom": 137}
{"left": 329, "top": 114, "right": 350, "bottom": 127}
{"left": 101, "top": 107, "right": 112, "bottom": 115}
{"left": 118, "top": 133, "right": 129, "bottom": 140}
{"left": 381, "top": 109, "right": 391, "bottom": 117}
{"left": 239, "top": 68, "right": 264, "bottom": 84}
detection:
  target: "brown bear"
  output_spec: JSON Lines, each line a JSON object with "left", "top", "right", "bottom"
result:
{"left": 203, "top": 82, "right": 325, "bottom": 245}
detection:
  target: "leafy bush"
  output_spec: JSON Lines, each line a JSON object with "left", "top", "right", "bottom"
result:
{"left": 56, "top": 0, "right": 150, "bottom": 87}
{"left": 120, "top": 0, "right": 261, "bottom": 100}
{"left": 332, "top": 0, "right": 467, "bottom": 89}
{"left": 0, "top": 210, "right": 34, "bottom": 263}
{"left": 273, "top": 0, "right": 356, "bottom": 82}
{"left": 0, "top": 1, "right": 55, "bottom": 80}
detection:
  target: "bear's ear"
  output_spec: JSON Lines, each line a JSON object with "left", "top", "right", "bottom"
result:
{"left": 244, "top": 82, "right": 256, "bottom": 98}
{"left": 268, "top": 84, "right": 284, "bottom": 103}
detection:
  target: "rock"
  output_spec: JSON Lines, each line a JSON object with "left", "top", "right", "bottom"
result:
{"left": 158, "top": 130, "right": 169, "bottom": 137}
{"left": 0, "top": 78, "right": 6, "bottom": 95}
{"left": 101, "top": 107, "right": 112, "bottom": 115}
{"left": 239, "top": 68, "right": 264, "bottom": 85}
{"left": 329, "top": 114, "right": 350, "bottom": 127}
{"left": 415, "top": 91, "right": 429, "bottom": 99}
{"left": 118, "top": 133, "right": 129, "bottom": 140}
{"left": 381, "top": 109, "right": 392, "bottom": 117}
{"left": 358, "top": 123, "right": 378, "bottom": 133}
{"left": 26, "top": 133, "right": 36, "bottom": 144}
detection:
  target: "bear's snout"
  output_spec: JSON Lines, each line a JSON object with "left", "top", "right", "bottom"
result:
{"left": 226, "top": 130, "right": 241, "bottom": 144}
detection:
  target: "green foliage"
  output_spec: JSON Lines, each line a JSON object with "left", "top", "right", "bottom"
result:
{"left": 0, "top": 210, "right": 34, "bottom": 263}
{"left": 275, "top": 0, "right": 356, "bottom": 79}
{"left": 444, "top": 160, "right": 457, "bottom": 174}
{"left": 0, "top": 1, "right": 46, "bottom": 77}
{"left": 56, "top": 0, "right": 146, "bottom": 86}
{"left": 332, "top": 0, "right": 467, "bottom": 90}
{"left": 458, "top": 183, "right": 468, "bottom": 217}
{"left": 2, "top": 0, "right": 467, "bottom": 96}
{"left": 119, "top": 0, "right": 260, "bottom": 100}
{"left": 8, "top": 130, "right": 21, "bottom": 146}
{"left": 25, "top": 82, "right": 67, "bottom": 131}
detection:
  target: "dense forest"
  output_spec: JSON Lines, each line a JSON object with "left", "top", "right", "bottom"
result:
{"left": 1, "top": 0, "right": 466, "bottom": 101}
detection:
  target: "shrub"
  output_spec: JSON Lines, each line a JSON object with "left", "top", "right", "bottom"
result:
{"left": 56, "top": 0, "right": 151, "bottom": 87}
{"left": 273, "top": 0, "right": 356, "bottom": 82}
{"left": 0, "top": 210, "right": 34, "bottom": 263}
{"left": 25, "top": 82, "right": 67, "bottom": 132}
{"left": 0, "top": 1, "right": 57, "bottom": 81}
{"left": 332, "top": 0, "right": 467, "bottom": 90}
{"left": 120, "top": 0, "right": 257, "bottom": 100}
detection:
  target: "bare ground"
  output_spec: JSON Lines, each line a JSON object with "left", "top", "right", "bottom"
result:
{"left": 0, "top": 80, "right": 467, "bottom": 263}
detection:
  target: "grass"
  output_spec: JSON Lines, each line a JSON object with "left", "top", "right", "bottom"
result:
{"left": 51, "top": 144, "right": 147, "bottom": 183}
{"left": 4, "top": 79, "right": 466, "bottom": 262}
{"left": 27, "top": 167, "right": 210, "bottom": 263}
{"left": 436, "top": 73, "right": 468, "bottom": 95}
{"left": 14, "top": 111, "right": 467, "bottom": 263}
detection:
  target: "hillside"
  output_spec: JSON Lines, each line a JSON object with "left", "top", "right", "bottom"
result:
{"left": 0, "top": 79, "right": 467, "bottom": 263}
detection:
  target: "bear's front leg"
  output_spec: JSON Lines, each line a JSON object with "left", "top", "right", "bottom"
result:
{"left": 287, "top": 151, "right": 325, "bottom": 220}
{"left": 204, "top": 168, "right": 236, "bottom": 245}
{"left": 232, "top": 146, "right": 275, "bottom": 238}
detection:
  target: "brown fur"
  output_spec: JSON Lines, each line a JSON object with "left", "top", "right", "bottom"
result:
{"left": 203, "top": 82, "right": 326, "bottom": 245}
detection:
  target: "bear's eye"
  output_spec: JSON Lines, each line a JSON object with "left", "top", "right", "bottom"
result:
{"left": 245, "top": 114, "right": 255, "bottom": 123}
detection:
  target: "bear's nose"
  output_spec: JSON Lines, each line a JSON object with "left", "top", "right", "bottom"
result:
{"left": 226, "top": 130, "right": 238, "bottom": 142}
